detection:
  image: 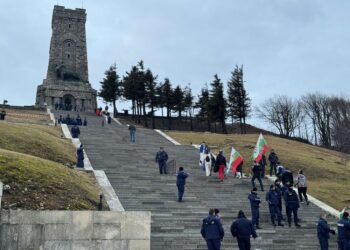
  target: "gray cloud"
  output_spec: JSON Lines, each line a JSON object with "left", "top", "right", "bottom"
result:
{"left": 1, "top": 0, "right": 350, "bottom": 127}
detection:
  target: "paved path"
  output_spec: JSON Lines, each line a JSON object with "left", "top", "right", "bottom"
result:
{"left": 55, "top": 111, "right": 338, "bottom": 249}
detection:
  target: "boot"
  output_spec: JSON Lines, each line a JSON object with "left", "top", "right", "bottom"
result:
{"left": 295, "top": 223, "right": 301, "bottom": 228}
{"left": 278, "top": 222, "right": 284, "bottom": 227}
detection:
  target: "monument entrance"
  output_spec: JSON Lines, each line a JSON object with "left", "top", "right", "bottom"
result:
{"left": 35, "top": 5, "right": 97, "bottom": 112}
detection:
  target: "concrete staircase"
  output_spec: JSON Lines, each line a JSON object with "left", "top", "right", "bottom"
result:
{"left": 54, "top": 111, "right": 338, "bottom": 250}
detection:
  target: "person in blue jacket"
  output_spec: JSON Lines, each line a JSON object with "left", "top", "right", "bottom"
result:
{"left": 337, "top": 212, "right": 350, "bottom": 250}
{"left": 248, "top": 187, "right": 261, "bottom": 229}
{"left": 266, "top": 185, "right": 283, "bottom": 227}
{"left": 76, "top": 144, "right": 84, "bottom": 168}
{"left": 317, "top": 213, "right": 335, "bottom": 250}
{"left": 201, "top": 208, "right": 224, "bottom": 250}
{"left": 155, "top": 147, "right": 168, "bottom": 174}
{"left": 176, "top": 167, "right": 188, "bottom": 202}
{"left": 231, "top": 210, "right": 257, "bottom": 250}
{"left": 284, "top": 186, "right": 301, "bottom": 227}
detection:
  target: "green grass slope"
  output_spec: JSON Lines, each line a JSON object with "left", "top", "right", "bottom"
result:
{"left": 0, "top": 148, "right": 101, "bottom": 210}
{"left": 0, "top": 122, "right": 75, "bottom": 165}
{"left": 167, "top": 131, "right": 350, "bottom": 210}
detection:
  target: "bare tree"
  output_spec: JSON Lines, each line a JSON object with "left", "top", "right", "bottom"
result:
{"left": 301, "top": 93, "right": 332, "bottom": 147}
{"left": 256, "top": 95, "right": 302, "bottom": 137}
{"left": 330, "top": 96, "right": 350, "bottom": 153}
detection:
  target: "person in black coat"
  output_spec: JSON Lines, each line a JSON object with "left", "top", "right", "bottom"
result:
{"left": 176, "top": 167, "right": 188, "bottom": 202}
{"left": 259, "top": 154, "right": 267, "bottom": 178}
{"left": 71, "top": 125, "right": 80, "bottom": 138}
{"left": 201, "top": 208, "right": 225, "bottom": 250}
{"left": 231, "top": 210, "right": 257, "bottom": 250}
{"left": 76, "top": 144, "right": 84, "bottom": 168}
{"left": 268, "top": 149, "right": 279, "bottom": 176}
{"left": 248, "top": 187, "right": 261, "bottom": 229}
{"left": 284, "top": 186, "right": 301, "bottom": 227}
{"left": 266, "top": 185, "right": 283, "bottom": 226}
{"left": 337, "top": 212, "right": 350, "bottom": 250}
{"left": 251, "top": 161, "right": 264, "bottom": 191}
{"left": 317, "top": 213, "right": 335, "bottom": 250}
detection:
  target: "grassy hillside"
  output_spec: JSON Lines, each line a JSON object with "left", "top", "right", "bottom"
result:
{"left": 0, "top": 122, "right": 75, "bottom": 165}
{"left": 2, "top": 108, "right": 51, "bottom": 124}
{"left": 167, "top": 131, "right": 350, "bottom": 210}
{"left": 0, "top": 148, "right": 101, "bottom": 210}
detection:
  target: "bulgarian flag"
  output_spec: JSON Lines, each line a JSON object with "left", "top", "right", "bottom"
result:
{"left": 229, "top": 145, "right": 243, "bottom": 174}
{"left": 252, "top": 133, "right": 268, "bottom": 162}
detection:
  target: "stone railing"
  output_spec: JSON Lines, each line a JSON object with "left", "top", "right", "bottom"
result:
{"left": 0, "top": 210, "right": 150, "bottom": 250}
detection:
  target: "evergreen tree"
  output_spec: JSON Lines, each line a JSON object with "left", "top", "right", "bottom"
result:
{"left": 98, "top": 64, "right": 123, "bottom": 117}
{"left": 172, "top": 85, "right": 185, "bottom": 119}
{"left": 144, "top": 69, "right": 158, "bottom": 129}
{"left": 183, "top": 86, "right": 194, "bottom": 130}
{"left": 227, "top": 65, "right": 251, "bottom": 134}
{"left": 209, "top": 74, "right": 227, "bottom": 133}
{"left": 161, "top": 78, "right": 174, "bottom": 129}
{"left": 196, "top": 86, "right": 211, "bottom": 131}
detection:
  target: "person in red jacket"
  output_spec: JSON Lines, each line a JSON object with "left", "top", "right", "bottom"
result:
{"left": 215, "top": 150, "right": 226, "bottom": 183}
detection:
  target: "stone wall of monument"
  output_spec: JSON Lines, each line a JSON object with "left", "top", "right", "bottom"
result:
{"left": 0, "top": 210, "right": 151, "bottom": 250}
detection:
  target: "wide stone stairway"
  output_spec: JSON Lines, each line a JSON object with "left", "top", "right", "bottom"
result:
{"left": 55, "top": 111, "right": 338, "bottom": 250}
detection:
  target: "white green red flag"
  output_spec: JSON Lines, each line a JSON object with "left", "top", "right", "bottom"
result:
{"left": 252, "top": 133, "right": 268, "bottom": 162}
{"left": 229, "top": 145, "right": 243, "bottom": 173}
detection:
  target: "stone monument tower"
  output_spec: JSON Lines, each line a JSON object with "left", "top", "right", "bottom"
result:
{"left": 36, "top": 5, "right": 97, "bottom": 111}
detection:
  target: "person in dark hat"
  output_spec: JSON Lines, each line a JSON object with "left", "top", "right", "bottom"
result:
{"left": 201, "top": 208, "right": 224, "bottom": 250}
{"left": 317, "top": 213, "right": 335, "bottom": 250}
{"left": 266, "top": 185, "right": 284, "bottom": 227}
{"left": 231, "top": 210, "right": 257, "bottom": 250}
{"left": 248, "top": 187, "right": 262, "bottom": 229}
{"left": 155, "top": 147, "right": 168, "bottom": 174}
{"left": 76, "top": 144, "right": 84, "bottom": 168}
{"left": 284, "top": 185, "right": 301, "bottom": 227}
{"left": 176, "top": 167, "right": 188, "bottom": 202}
{"left": 337, "top": 211, "right": 350, "bottom": 250}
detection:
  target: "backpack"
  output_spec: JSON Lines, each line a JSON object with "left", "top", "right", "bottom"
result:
{"left": 213, "top": 164, "right": 219, "bottom": 173}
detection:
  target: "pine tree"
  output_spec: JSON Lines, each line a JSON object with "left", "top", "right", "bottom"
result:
{"left": 98, "top": 64, "right": 123, "bottom": 117}
{"left": 161, "top": 78, "right": 174, "bottom": 129}
{"left": 172, "top": 85, "right": 185, "bottom": 119}
{"left": 227, "top": 65, "right": 251, "bottom": 134}
{"left": 144, "top": 69, "right": 158, "bottom": 129}
{"left": 183, "top": 86, "right": 194, "bottom": 131}
{"left": 195, "top": 87, "right": 211, "bottom": 131}
{"left": 209, "top": 74, "right": 227, "bottom": 133}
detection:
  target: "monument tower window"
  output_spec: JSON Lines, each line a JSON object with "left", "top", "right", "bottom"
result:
{"left": 67, "top": 54, "right": 70, "bottom": 59}
{"left": 68, "top": 23, "right": 71, "bottom": 28}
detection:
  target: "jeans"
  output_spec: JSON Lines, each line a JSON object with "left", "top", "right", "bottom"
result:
{"left": 177, "top": 184, "right": 185, "bottom": 201}
{"left": 251, "top": 209, "right": 259, "bottom": 226}
{"left": 251, "top": 174, "right": 264, "bottom": 191}
{"left": 130, "top": 130, "right": 135, "bottom": 142}
{"left": 269, "top": 163, "right": 277, "bottom": 176}
{"left": 237, "top": 237, "right": 251, "bottom": 250}
{"left": 269, "top": 205, "right": 282, "bottom": 224}
{"left": 206, "top": 239, "right": 221, "bottom": 250}
{"left": 159, "top": 162, "right": 167, "bottom": 174}
{"left": 286, "top": 206, "right": 298, "bottom": 225}
{"left": 298, "top": 187, "right": 308, "bottom": 202}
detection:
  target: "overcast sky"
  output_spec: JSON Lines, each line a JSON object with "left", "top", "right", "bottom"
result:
{"left": 1, "top": 0, "right": 350, "bottom": 128}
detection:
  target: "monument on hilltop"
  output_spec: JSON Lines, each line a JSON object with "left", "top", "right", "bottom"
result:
{"left": 36, "top": 5, "right": 97, "bottom": 112}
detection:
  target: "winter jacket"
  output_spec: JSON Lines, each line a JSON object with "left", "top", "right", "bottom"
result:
{"left": 176, "top": 171, "right": 188, "bottom": 186}
{"left": 248, "top": 192, "right": 261, "bottom": 210}
{"left": 201, "top": 215, "right": 224, "bottom": 240}
{"left": 230, "top": 216, "right": 257, "bottom": 239}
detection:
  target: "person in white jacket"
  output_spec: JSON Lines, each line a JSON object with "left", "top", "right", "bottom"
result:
{"left": 203, "top": 151, "right": 212, "bottom": 176}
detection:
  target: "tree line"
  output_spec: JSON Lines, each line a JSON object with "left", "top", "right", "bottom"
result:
{"left": 256, "top": 94, "right": 350, "bottom": 153}
{"left": 99, "top": 61, "right": 251, "bottom": 134}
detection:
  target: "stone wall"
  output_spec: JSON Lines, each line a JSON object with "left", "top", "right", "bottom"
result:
{"left": 0, "top": 210, "right": 151, "bottom": 250}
